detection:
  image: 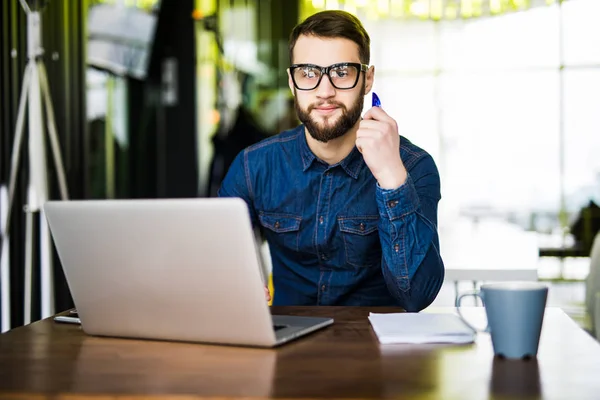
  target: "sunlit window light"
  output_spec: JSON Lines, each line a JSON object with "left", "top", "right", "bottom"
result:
{"left": 312, "top": 0, "right": 326, "bottom": 9}
{"left": 95, "top": 0, "right": 158, "bottom": 9}
{"left": 303, "top": 0, "right": 556, "bottom": 21}
{"left": 472, "top": 0, "right": 482, "bottom": 16}
{"left": 410, "top": 0, "right": 429, "bottom": 18}
{"left": 431, "top": 0, "right": 444, "bottom": 20}
{"left": 377, "top": 0, "right": 390, "bottom": 14}
{"left": 345, "top": 0, "right": 357, "bottom": 9}
{"left": 445, "top": 1, "right": 459, "bottom": 18}
{"left": 490, "top": 0, "right": 502, "bottom": 14}
{"left": 513, "top": 0, "right": 528, "bottom": 9}
{"left": 461, "top": 0, "right": 473, "bottom": 18}
{"left": 136, "top": 0, "right": 158, "bottom": 10}
{"left": 325, "top": 0, "right": 340, "bottom": 10}
{"left": 344, "top": 0, "right": 358, "bottom": 14}
{"left": 366, "top": 7, "right": 379, "bottom": 19}
{"left": 390, "top": 0, "right": 405, "bottom": 17}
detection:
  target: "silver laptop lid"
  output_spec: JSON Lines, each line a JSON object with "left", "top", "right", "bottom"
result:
{"left": 44, "top": 198, "right": 278, "bottom": 347}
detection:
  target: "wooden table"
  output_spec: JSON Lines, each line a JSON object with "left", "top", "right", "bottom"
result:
{"left": 1, "top": 306, "right": 600, "bottom": 399}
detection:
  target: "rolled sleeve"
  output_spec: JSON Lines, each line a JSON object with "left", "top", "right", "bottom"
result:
{"left": 376, "top": 174, "right": 420, "bottom": 221}
{"left": 375, "top": 158, "right": 445, "bottom": 312}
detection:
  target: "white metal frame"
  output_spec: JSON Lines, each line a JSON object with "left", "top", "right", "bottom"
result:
{"left": 0, "top": 0, "right": 69, "bottom": 333}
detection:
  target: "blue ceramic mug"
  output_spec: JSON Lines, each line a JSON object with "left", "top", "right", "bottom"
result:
{"left": 456, "top": 282, "right": 548, "bottom": 359}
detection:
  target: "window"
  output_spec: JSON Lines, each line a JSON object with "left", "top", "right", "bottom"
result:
{"left": 360, "top": 0, "right": 599, "bottom": 279}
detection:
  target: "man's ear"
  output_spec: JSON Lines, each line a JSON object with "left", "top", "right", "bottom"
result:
{"left": 287, "top": 68, "right": 295, "bottom": 95}
{"left": 364, "top": 65, "right": 375, "bottom": 95}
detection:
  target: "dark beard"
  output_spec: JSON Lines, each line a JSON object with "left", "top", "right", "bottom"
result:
{"left": 295, "top": 85, "right": 365, "bottom": 143}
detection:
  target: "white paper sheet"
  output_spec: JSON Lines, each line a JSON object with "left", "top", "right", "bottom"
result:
{"left": 368, "top": 312, "right": 476, "bottom": 344}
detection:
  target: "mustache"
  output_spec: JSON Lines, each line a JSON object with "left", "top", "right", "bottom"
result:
{"left": 308, "top": 101, "right": 346, "bottom": 112}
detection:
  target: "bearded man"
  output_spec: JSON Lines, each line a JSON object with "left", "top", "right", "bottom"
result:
{"left": 218, "top": 10, "right": 444, "bottom": 311}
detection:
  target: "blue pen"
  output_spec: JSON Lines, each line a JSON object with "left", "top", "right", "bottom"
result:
{"left": 372, "top": 92, "right": 381, "bottom": 108}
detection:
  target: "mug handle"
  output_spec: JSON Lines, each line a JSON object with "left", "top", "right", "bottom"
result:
{"left": 455, "top": 290, "right": 490, "bottom": 333}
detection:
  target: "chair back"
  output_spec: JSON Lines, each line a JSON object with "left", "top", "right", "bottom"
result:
{"left": 585, "top": 232, "right": 600, "bottom": 337}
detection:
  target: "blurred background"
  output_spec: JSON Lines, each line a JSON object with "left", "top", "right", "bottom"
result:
{"left": 1, "top": 0, "right": 599, "bottom": 331}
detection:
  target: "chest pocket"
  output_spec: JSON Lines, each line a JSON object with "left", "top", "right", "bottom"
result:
{"left": 338, "top": 216, "right": 381, "bottom": 268}
{"left": 258, "top": 212, "right": 302, "bottom": 252}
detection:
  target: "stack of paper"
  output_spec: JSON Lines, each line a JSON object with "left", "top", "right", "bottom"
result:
{"left": 368, "top": 313, "right": 476, "bottom": 344}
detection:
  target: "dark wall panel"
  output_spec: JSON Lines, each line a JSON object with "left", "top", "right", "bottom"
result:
{"left": 136, "top": 0, "right": 198, "bottom": 198}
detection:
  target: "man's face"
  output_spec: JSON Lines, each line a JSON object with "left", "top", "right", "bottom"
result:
{"left": 288, "top": 35, "right": 374, "bottom": 143}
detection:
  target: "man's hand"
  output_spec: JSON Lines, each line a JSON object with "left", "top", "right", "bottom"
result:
{"left": 264, "top": 286, "right": 271, "bottom": 302}
{"left": 356, "top": 107, "right": 407, "bottom": 190}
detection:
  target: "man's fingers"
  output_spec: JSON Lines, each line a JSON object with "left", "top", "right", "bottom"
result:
{"left": 356, "top": 127, "right": 380, "bottom": 139}
{"left": 264, "top": 286, "right": 271, "bottom": 301}
{"left": 358, "top": 119, "right": 383, "bottom": 131}
{"left": 356, "top": 141, "right": 363, "bottom": 153}
{"left": 355, "top": 136, "right": 375, "bottom": 153}
{"left": 363, "top": 106, "right": 395, "bottom": 124}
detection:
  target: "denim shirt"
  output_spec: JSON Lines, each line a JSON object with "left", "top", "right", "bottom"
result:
{"left": 218, "top": 124, "right": 444, "bottom": 311}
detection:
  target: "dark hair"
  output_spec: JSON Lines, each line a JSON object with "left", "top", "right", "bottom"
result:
{"left": 288, "top": 10, "right": 370, "bottom": 65}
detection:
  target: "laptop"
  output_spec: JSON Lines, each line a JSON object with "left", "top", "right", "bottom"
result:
{"left": 43, "top": 197, "right": 333, "bottom": 347}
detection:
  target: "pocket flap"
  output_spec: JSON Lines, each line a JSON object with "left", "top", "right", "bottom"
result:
{"left": 338, "top": 217, "right": 379, "bottom": 235}
{"left": 259, "top": 212, "right": 301, "bottom": 233}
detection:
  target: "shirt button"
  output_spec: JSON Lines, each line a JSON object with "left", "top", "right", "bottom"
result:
{"left": 320, "top": 254, "right": 327, "bottom": 260}
{"left": 274, "top": 221, "right": 280, "bottom": 229}
{"left": 321, "top": 285, "right": 326, "bottom": 291}
{"left": 359, "top": 223, "right": 365, "bottom": 231}
{"left": 325, "top": 171, "right": 330, "bottom": 176}
{"left": 388, "top": 200, "right": 399, "bottom": 208}
{"left": 319, "top": 216, "right": 324, "bottom": 224}
{"left": 394, "top": 243, "right": 400, "bottom": 252}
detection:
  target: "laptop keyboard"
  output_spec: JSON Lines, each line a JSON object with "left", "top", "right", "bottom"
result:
{"left": 274, "top": 324, "right": 287, "bottom": 331}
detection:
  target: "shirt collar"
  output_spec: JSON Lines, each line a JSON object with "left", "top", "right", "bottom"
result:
{"left": 298, "top": 125, "right": 317, "bottom": 171}
{"left": 297, "top": 125, "right": 363, "bottom": 179}
{"left": 338, "top": 146, "right": 363, "bottom": 179}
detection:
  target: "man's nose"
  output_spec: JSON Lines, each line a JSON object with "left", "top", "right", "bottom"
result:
{"left": 315, "top": 73, "right": 336, "bottom": 98}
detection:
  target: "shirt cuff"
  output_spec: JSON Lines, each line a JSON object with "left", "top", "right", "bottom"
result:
{"left": 376, "top": 173, "right": 421, "bottom": 221}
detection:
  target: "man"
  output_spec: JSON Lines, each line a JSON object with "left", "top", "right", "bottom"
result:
{"left": 218, "top": 10, "right": 444, "bottom": 311}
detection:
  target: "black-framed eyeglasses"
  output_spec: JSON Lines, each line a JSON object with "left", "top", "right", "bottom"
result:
{"left": 289, "top": 62, "right": 369, "bottom": 91}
